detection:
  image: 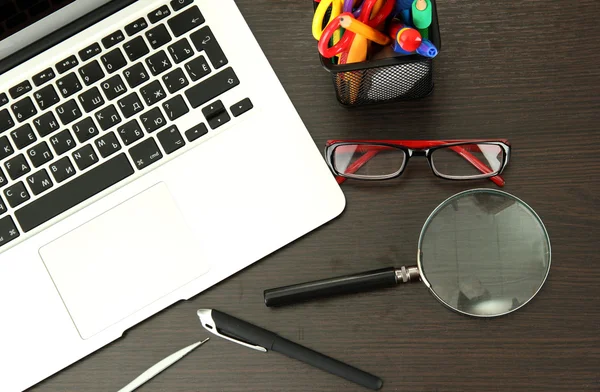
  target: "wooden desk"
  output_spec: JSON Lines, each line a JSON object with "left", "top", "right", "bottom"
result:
{"left": 31, "top": 0, "right": 600, "bottom": 391}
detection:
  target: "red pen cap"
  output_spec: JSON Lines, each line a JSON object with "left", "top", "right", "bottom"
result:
{"left": 397, "top": 28, "right": 422, "bottom": 52}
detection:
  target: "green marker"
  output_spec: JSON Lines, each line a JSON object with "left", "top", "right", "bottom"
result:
{"left": 412, "top": 0, "right": 432, "bottom": 30}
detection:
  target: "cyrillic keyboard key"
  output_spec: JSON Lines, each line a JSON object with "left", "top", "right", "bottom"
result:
{"left": 168, "top": 38, "right": 194, "bottom": 64}
{"left": 162, "top": 95, "right": 189, "bottom": 121}
{"left": 4, "top": 181, "right": 30, "bottom": 208}
{"left": 101, "top": 75, "right": 128, "bottom": 100}
{"left": 123, "top": 63, "right": 149, "bottom": 89}
{"left": 79, "top": 60, "right": 105, "bottom": 86}
{"left": 56, "top": 73, "right": 83, "bottom": 98}
{"left": 27, "top": 141, "right": 53, "bottom": 168}
{"left": 9, "top": 80, "right": 32, "bottom": 99}
{"left": 140, "top": 80, "right": 166, "bottom": 106}
{"left": 56, "top": 55, "right": 79, "bottom": 74}
{"left": 171, "top": 0, "right": 194, "bottom": 12}
{"left": 148, "top": 5, "right": 171, "bottom": 24}
{"left": 117, "top": 119, "right": 143, "bottom": 146}
{"left": 0, "top": 93, "right": 8, "bottom": 107}
{"left": 0, "top": 109, "right": 15, "bottom": 133}
{"left": 231, "top": 98, "right": 253, "bottom": 117}
{"left": 95, "top": 132, "right": 121, "bottom": 158}
{"left": 185, "top": 123, "right": 207, "bottom": 142}
{"left": 157, "top": 125, "right": 185, "bottom": 154}
{"left": 184, "top": 55, "right": 210, "bottom": 82}
{"left": 72, "top": 117, "right": 99, "bottom": 143}
{"left": 117, "top": 92, "right": 144, "bottom": 118}
{"left": 124, "top": 36, "right": 150, "bottom": 62}
{"left": 0, "top": 169, "right": 6, "bottom": 188}
{"left": 78, "top": 42, "right": 102, "bottom": 62}
{"left": 56, "top": 99, "right": 82, "bottom": 125}
{"left": 102, "top": 30, "right": 125, "bottom": 49}
{"left": 49, "top": 157, "right": 76, "bottom": 183}
{"left": 72, "top": 144, "right": 99, "bottom": 171}
{"left": 95, "top": 104, "right": 122, "bottom": 131}
{"left": 5, "top": 154, "right": 30, "bottom": 180}
{"left": 125, "top": 18, "right": 148, "bottom": 36}
{"left": 167, "top": 6, "right": 204, "bottom": 37}
{"left": 34, "top": 85, "right": 60, "bottom": 110}
{"left": 146, "top": 50, "right": 172, "bottom": 76}
{"left": 129, "top": 138, "right": 162, "bottom": 170}
{"left": 185, "top": 67, "right": 239, "bottom": 108}
{"left": 32, "top": 68, "right": 56, "bottom": 87}
{"left": 10, "top": 123, "right": 36, "bottom": 149}
{"left": 162, "top": 68, "right": 189, "bottom": 94}
{"left": 0, "top": 216, "right": 19, "bottom": 247}
{"left": 101, "top": 48, "right": 127, "bottom": 74}
{"left": 0, "top": 195, "right": 6, "bottom": 214}
{"left": 33, "top": 112, "right": 58, "bottom": 137}
{"left": 78, "top": 87, "right": 105, "bottom": 113}
{"left": 26, "top": 169, "right": 53, "bottom": 196}
{"left": 16, "top": 153, "right": 134, "bottom": 232}
{"left": 0, "top": 136, "right": 14, "bottom": 161}
{"left": 145, "top": 24, "right": 172, "bottom": 49}
{"left": 11, "top": 97, "right": 37, "bottom": 122}
{"left": 190, "top": 26, "right": 228, "bottom": 69}
{"left": 49, "top": 129, "right": 76, "bottom": 155}
{"left": 140, "top": 107, "right": 166, "bottom": 133}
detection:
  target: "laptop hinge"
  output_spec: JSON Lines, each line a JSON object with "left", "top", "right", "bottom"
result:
{"left": 0, "top": 0, "right": 137, "bottom": 75}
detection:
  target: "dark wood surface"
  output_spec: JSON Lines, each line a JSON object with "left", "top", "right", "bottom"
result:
{"left": 31, "top": 0, "right": 600, "bottom": 391}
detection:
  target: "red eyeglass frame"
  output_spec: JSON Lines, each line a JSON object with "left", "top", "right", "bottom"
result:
{"left": 324, "top": 139, "right": 511, "bottom": 187}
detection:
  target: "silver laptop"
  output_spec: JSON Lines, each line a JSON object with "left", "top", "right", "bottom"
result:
{"left": 0, "top": 1, "right": 345, "bottom": 390}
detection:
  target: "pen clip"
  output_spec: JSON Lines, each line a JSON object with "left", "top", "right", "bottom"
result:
{"left": 197, "top": 309, "right": 267, "bottom": 353}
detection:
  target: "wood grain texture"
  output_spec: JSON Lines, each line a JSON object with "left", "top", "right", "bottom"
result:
{"left": 29, "top": 0, "right": 600, "bottom": 391}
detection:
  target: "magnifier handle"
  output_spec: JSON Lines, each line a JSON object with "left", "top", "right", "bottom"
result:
{"left": 264, "top": 267, "right": 399, "bottom": 307}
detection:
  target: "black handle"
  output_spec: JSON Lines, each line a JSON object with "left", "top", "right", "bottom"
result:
{"left": 264, "top": 267, "right": 398, "bottom": 307}
{"left": 272, "top": 336, "right": 383, "bottom": 390}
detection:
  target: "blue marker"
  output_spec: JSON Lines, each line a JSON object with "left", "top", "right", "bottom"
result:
{"left": 416, "top": 39, "right": 438, "bottom": 58}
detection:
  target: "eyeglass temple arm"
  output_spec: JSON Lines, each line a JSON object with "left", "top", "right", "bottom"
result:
{"left": 334, "top": 143, "right": 505, "bottom": 187}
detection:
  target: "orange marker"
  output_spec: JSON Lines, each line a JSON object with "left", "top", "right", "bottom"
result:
{"left": 338, "top": 15, "right": 392, "bottom": 46}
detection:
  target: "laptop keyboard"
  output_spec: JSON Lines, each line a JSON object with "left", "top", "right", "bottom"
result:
{"left": 0, "top": 0, "right": 254, "bottom": 248}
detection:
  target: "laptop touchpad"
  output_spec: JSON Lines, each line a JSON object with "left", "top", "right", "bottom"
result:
{"left": 39, "top": 183, "right": 210, "bottom": 339}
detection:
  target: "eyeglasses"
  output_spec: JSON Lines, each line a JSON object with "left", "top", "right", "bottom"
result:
{"left": 325, "top": 139, "right": 511, "bottom": 186}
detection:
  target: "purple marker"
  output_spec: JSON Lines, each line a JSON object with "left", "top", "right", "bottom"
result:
{"left": 416, "top": 39, "right": 438, "bottom": 58}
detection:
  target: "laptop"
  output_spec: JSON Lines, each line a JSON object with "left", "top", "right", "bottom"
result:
{"left": 0, "top": 1, "right": 345, "bottom": 390}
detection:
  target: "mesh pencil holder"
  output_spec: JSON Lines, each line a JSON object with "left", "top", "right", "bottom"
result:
{"left": 314, "top": 0, "right": 442, "bottom": 107}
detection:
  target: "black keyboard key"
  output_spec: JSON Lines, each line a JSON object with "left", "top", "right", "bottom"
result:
{"left": 5, "top": 154, "right": 30, "bottom": 180}
{"left": 148, "top": 5, "right": 171, "bottom": 24}
{"left": 56, "top": 99, "right": 82, "bottom": 125}
{"left": 123, "top": 63, "right": 150, "bottom": 89}
{"left": 0, "top": 216, "right": 19, "bottom": 247}
{"left": 231, "top": 98, "right": 253, "bottom": 117}
{"left": 16, "top": 153, "right": 134, "bottom": 232}
{"left": 49, "top": 157, "right": 76, "bottom": 183}
{"left": 184, "top": 55, "right": 210, "bottom": 81}
{"left": 72, "top": 117, "right": 99, "bottom": 143}
{"left": 0, "top": 93, "right": 8, "bottom": 107}
{"left": 201, "top": 100, "right": 225, "bottom": 120}
{"left": 95, "top": 104, "right": 122, "bottom": 131}
{"left": 0, "top": 168, "right": 7, "bottom": 189}
{"left": 79, "top": 60, "right": 105, "bottom": 86}
{"left": 208, "top": 110, "right": 230, "bottom": 130}
{"left": 101, "top": 75, "right": 128, "bottom": 100}
{"left": 0, "top": 109, "right": 15, "bottom": 133}
{"left": 55, "top": 55, "right": 79, "bottom": 74}
{"left": 27, "top": 141, "right": 53, "bottom": 168}
{"left": 78, "top": 87, "right": 105, "bottom": 113}
{"left": 130, "top": 138, "right": 162, "bottom": 170}
{"left": 34, "top": 85, "right": 60, "bottom": 110}
{"left": 10, "top": 123, "right": 36, "bottom": 149}
{"left": 117, "top": 92, "right": 144, "bottom": 118}
{"left": 78, "top": 42, "right": 102, "bottom": 62}
{"left": 56, "top": 73, "right": 83, "bottom": 98}
{"left": 101, "top": 48, "right": 127, "bottom": 74}
{"left": 162, "top": 68, "right": 189, "bottom": 94}
{"left": 146, "top": 50, "right": 172, "bottom": 76}
{"left": 168, "top": 38, "right": 194, "bottom": 64}
{"left": 117, "top": 119, "right": 143, "bottom": 146}
{"left": 102, "top": 30, "right": 125, "bottom": 49}
{"left": 157, "top": 125, "right": 185, "bottom": 154}
{"left": 171, "top": 0, "right": 194, "bottom": 12}
{"left": 0, "top": 196, "right": 6, "bottom": 215}
{"left": 125, "top": 18, "right": 148, "bottom": 36}
{"left": 162, "top": 95, "right": 189, "bottom": 121}
{"left": 95, "top": 131, "right": 121, "bottom": 158}
{"left": 185, "top": 122, "right": 207, "bottom": 142}
{"left": 140, "top": 107, "right": 166, "bottom": 133}
{"left": 0, "top": 136, "right": 14, "bottom": 160}
{"left": 4, "top": 181, "right": 30, "bottom": 208}
{"left": 11, "top": 97, "right": 37, "bottom": 122}
{"left": 167, "top": 6, "right": 204, "bottom": 37}
{"left": 124, "top": 36, "right": 149, "bottom": 62}
{"left": 140, "top": 80, "right": 167, "bottom": 106}
{"left": 9, "top": 80, "right": 33, "bottom": 99}
{"left": 191, "top": 26, "right": 228, "bottom": 69}
{"left": 72, "top": 144, "right": 98, "bottom": 171}
{"left": 49, "top": 129, "right": 76, "bottom": 155}
{"left": 33, "top": 112, "right": 60, "bottom": 137}
{"left": 32, "top": 68, "right": 56, "bottom": 87}
{"left": 146, "top": 24, "right": 172, "bottom": 49}
{"left": 185, "top": 67, "right": 239, "bottom": 108}
{"left": 26, "top": 169, "right": 53, "bottom": 196}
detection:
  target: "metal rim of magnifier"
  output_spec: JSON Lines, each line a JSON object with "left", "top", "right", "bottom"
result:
{"left": 416, "top": 188, "right": 552, "bottom": 318}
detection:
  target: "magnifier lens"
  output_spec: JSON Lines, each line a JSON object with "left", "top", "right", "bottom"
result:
{"left": 419, "top": 190, "right": 551, "bottom": 317}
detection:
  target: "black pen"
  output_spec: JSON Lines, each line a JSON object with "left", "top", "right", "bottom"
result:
{"left": 197, "top": 309, "right": 383, "bottom": 390}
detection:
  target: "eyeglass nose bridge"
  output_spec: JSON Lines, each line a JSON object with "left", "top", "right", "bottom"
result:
{"left": 406, "top": 149, "right": 430, "bottom": 157}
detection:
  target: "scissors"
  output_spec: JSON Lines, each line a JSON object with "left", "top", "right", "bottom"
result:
{"left": 312, "top": 0, "right": 343, "bottom": 45}
{"left": 318, "top": 0, "right": 394, "bottom": 60}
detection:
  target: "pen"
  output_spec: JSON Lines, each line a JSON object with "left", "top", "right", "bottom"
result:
{"left": 339, "top": 14, "right": 392, "bottom": 46}
{"left": 197, "top": 309, "right": 383, "bottom": 390}
{"left": 117, "top": 338, "right": 209, "bottom": 392}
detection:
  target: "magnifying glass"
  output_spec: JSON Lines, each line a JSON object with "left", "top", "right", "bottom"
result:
{"left": 264, "top": 189, "right": 551, "bottom": 317}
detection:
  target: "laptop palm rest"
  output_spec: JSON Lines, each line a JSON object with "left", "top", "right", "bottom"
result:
{"left": 39, "top": 182, "right": 211, "bottom": 340}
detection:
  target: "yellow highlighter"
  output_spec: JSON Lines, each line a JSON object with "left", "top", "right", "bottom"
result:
{"left": 338, "top": 14, "right": 392, "bottom": 46}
